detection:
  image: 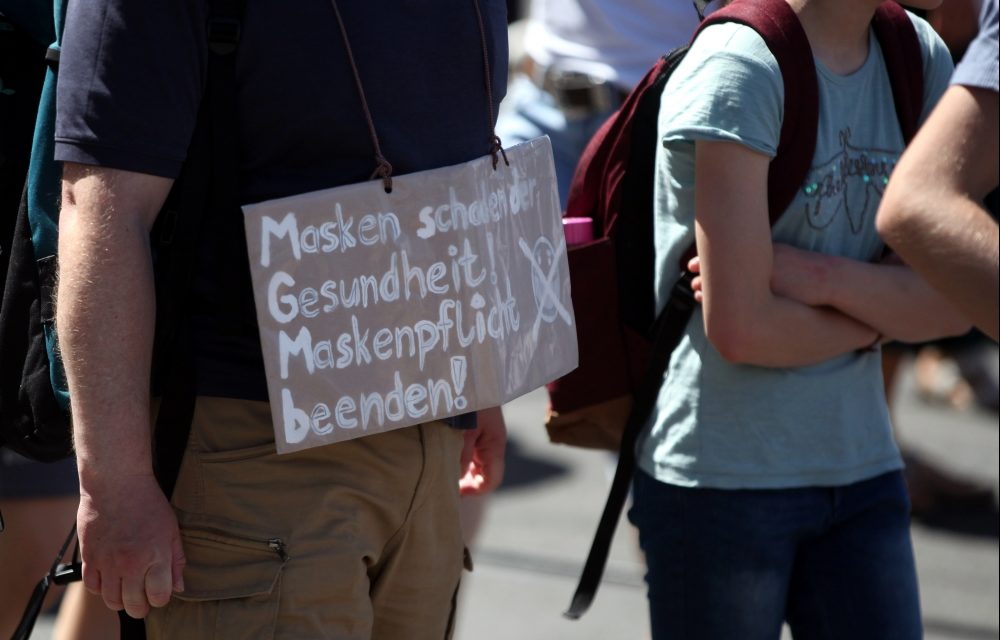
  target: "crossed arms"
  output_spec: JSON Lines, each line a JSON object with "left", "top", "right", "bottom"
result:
{"left": 690, "top": 140, "right": 971, "bottom": 367}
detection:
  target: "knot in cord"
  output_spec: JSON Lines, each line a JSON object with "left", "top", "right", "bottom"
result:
{"left": 370, "top": 155, "right": 394, "bottom": 192}
{"left": 489, "top": 135, "right": 509, "bottom": 170}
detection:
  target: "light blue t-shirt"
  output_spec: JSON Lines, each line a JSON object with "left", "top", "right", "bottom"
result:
{"left": 638, "top": 14, "right": 954, "bottom": 489}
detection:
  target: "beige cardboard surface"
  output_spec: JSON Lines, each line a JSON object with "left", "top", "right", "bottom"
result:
{"left": 243, "top": 137, "right": 578, "bottom": 453}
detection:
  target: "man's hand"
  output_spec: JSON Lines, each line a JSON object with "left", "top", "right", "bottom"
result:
{"left": 78, "top": 474, "right": 185, "bottom": 619}
{"left": 458, "top": 406, "right": 507, "bottom": 495}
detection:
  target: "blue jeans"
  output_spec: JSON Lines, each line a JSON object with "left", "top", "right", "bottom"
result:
{"left": 628, "top": 469, "right": 922, "bottom": 640}
{"left": 496, "top": 75, "right": 619, "bottom": 207}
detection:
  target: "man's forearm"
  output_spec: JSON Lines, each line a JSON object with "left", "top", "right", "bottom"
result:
{"left": 877, "top": 84, "right": 999, "bottom": 341}
{"left": 59, "top": 164, "right": 186, "bottom": 619}
{"left": 58, "top": 164, "right": 172, "bottom": 487}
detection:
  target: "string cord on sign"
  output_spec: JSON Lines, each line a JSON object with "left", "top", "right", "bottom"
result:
{"left": 328, "top": 0, "right": 509, "bottom": 192}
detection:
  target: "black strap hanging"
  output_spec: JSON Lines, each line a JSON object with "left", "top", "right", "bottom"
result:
{"left": 10, "top": 522, "right": 82, "bottom": 640}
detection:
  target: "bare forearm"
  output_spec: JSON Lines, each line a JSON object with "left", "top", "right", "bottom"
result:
{"left": 57, "top": 165, "right": 171, "bottom": 487}
{"left": 59, "top": 165, "right": 185, "bottom": 619}
{"left": 876, "top": 84, "right": 999, "bottom": 341}
{"left": 808, "top": 253, "right": 971, "bottom": 343}
{"left": 703, "top": 288, "right": 878, "bottom": 367}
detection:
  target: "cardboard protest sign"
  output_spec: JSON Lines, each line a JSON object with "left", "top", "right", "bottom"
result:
{"left": 243, "top": 137, "right": 578, "bottom": 453}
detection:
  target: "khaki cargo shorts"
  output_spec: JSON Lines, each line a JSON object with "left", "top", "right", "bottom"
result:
{"left": 146, "top": 396, "right": 467, "bottom": 640}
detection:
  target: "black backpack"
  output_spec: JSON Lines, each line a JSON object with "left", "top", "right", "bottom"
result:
{"left": 0, "top": 0, "right": 247, "bottom": 474}
{"left": 2, "top": 1, "right": 248, "bottom": 637}
{"left": 0, "top": 0, "right": 72, "bottom": 461}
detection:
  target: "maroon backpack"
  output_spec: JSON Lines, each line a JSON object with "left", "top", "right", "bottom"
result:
{"left": 554, "top": 0, "right": 924, "bottom": 618}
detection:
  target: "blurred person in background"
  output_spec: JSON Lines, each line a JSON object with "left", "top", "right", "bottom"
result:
{"left": 0, "top": 452, "right": 118, "bottom": 639}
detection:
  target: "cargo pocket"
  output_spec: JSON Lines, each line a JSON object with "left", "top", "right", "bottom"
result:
{"left": 166, "top": 525, "right": 288, "bottom": 640}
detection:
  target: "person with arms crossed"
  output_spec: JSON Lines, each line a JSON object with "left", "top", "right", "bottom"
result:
{"left": 631, "top": 0, "right": 971, "bottom": 637}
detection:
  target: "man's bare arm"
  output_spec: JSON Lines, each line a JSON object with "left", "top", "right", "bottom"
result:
{"left": 877, "top": 84, "right": 1000, "bottom": 341}
{"left": 58, "top": 163, "right": 182, "bottom": 619}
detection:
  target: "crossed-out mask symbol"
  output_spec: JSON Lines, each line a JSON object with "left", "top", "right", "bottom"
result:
{"left": 518, "top": 235, "right": 573, "bottom": 340}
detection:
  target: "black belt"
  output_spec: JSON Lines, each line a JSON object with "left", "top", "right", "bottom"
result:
{"left": 521, "top": 55, "right": 629, "bottom": 117}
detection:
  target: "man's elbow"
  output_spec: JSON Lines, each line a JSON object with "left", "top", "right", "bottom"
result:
{"left": 876, "top": 174, "right": 943, "bottom": 251}
{"left": 61, "top": 162, "right": 173, "bottom": 234}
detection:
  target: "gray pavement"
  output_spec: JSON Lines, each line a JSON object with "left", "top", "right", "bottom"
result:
{"left": 26, "top": 348, "right": 999, "bottom": 639}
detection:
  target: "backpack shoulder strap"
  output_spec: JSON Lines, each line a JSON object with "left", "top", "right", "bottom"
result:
{"left": 151, "top": 0, "right": 247, "bottom": 501}
{"left": 695, "top": 0, "right": 818, "bottom": 225}
{"left": 25, "top": 0, "right": 66, "bottom": 258}
{"left": 563, "top": 49, "right": 690, "bottom": 336}
{"left": 135, "top": 2, "right": 248, "bottom": 639}
{"left": 564, "top": 52, "right": 681, "bottom": 229}
{"left": 872, "top": 1, "right": 924, "bottom": 144}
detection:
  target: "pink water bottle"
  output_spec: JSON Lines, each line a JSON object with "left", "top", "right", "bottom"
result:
{"left": 563, "top": 217, "right": 594, "bottom": 246}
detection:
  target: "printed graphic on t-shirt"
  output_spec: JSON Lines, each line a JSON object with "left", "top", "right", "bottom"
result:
{"left": 800, "top": 127, "right": 898, "bottom": 234}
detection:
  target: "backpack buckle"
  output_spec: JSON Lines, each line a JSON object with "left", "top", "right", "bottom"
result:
{"left": 669, "top": 271, "right": 696, "bottom": 311}
{"left": 45, "top": 45, "right": 60, "bottom": 69}
{"left": 52, "top": 562, "right": 83, "bottom": 586}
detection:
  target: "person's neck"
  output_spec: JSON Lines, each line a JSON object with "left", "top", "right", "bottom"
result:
{"left": 786, "top": 0, "right": 881, "bottom": 75}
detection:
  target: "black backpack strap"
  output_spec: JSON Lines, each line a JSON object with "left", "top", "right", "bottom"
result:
{"left": 563, "top": 273, "right": 696, "bottom": 619}
{"left": 11, "top": 522, "right": 82, "bottom": 640}
{"left": 153, "top": 0, "right": 245, "bottom": 497}
{"left": 122, "top": 2, "right": 246, "bottom": 639}
{"left": 616, "top": 48, "right": 690, "bottom": 335}
{"left": 149, "top": 0, "right": 245, "bottom": 502}
{"left": 563, "top": 0, "right": 821, "bottom": 619}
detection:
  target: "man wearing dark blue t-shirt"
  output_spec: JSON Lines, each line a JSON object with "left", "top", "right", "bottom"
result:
{"left": 54, "top": 2, "right": 509, "bottom": 637}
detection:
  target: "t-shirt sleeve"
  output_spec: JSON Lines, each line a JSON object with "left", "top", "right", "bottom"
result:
{"left": 951, "top": 0, "right": 1000, "bottom": 93}
{"left": 54, "top": 0, "right": 208, "bottom": 179}
{"left": 909, "top": 11, "right": 958, "bottom": 124}
{"left": 658, "top": 23, "right": 783, "bottom": 159}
